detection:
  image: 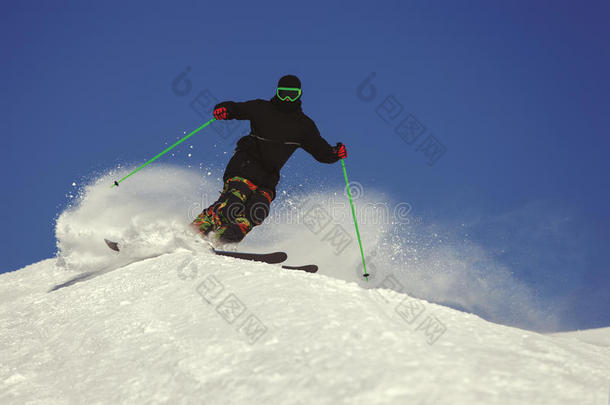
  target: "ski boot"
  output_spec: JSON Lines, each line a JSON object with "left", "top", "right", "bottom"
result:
{"left": 191, "top": 206, "right": 222, "bottom": 237}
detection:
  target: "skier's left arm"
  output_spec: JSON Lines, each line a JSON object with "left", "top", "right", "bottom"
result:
{"left": 213, "top": 100, "right": 259, "bottom": 120}
{"left": 301, "top": 121, "right": 347, "bottom": 163}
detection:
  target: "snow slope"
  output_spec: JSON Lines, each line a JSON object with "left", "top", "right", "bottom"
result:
{"left": 2, "top": 165, "right": 608, "bottom": 404}
{"left": 1, "top": 250, "right": 609, "bottom": 404}
{"left": 53, "top": 165, "right": 562, "bottom": 333}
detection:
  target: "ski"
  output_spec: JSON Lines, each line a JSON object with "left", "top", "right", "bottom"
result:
{"left": 105, "top": 239, "right": 316, "bottom": 271}
{"left": 212, "top": 249, "right": 287, "bottom": 264}
{"left": 213, "top": 250, "right": 317, "bottom": 271}
{"left": 105, "top": 238, "right": 120, "bottom": 252}
{"left": 282, "top": 264, "right": 318, "bottom": 273}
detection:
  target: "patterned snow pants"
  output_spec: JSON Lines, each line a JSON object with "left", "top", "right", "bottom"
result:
{"left": 191, "top": 176, "right": 274, "bottom": 243}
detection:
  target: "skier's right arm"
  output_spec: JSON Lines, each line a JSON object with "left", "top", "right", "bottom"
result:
{"left": 213, "top": 100, "right": 259, "bottom": 120}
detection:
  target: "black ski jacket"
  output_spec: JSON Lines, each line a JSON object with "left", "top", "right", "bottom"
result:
{"left": 216, "top": 97, "right": 339, "bottom": 195}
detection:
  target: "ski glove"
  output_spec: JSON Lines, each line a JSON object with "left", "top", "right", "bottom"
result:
{"left": 334, "top": 142, "right": 347, "bottom": 159}
{"left": 213, "top": 106, "right": 229, "bottom": 120}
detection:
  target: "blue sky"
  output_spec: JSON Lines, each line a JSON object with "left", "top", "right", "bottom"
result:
{"left": 3, "top": 1, "right": 609, "bottom": 330}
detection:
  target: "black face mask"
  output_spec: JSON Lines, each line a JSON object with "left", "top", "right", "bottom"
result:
{"left": 270, "top": 95, "right": 302, "bottom": 113}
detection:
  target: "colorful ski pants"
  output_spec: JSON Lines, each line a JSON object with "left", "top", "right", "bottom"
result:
{"left": 191, "top": 176, "right": 274, "bottom": 243}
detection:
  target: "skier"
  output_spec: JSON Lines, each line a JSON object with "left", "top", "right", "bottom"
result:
{"left": 191, "top": 74, "right": 348, "bottom": 244}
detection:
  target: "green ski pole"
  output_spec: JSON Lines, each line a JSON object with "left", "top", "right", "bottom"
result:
{"left": 111, "top": 117, "right": 217, "bottom": 188}
{"left": 341, "top": 159, "right": 369, "bottom": 281}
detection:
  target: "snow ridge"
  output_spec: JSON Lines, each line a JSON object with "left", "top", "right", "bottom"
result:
{"left": 2, "top": 165, "right": 606, "bottom": 403}
{"left": 1, "top": 250, "right": 608, "bottom": 404}
{"left": 54, "top": 165, "right": 558, "bottom": 332}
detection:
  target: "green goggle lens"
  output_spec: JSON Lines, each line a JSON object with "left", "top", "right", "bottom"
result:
{"left": 277, "top": 87, "right": 302, "bottom": 102}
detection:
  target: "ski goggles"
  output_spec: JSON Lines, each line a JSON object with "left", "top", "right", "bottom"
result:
{"left": 276, "top": 87, "right": 302, "bottom": 102}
